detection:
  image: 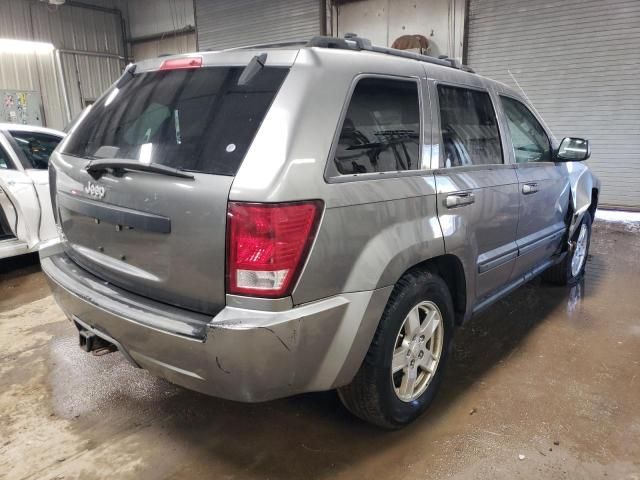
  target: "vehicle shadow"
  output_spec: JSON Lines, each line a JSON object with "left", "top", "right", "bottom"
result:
{"left": 54, "top": 256, "right": 603, "bottom": 479}
{"left": 0, "top": 252, "right": 40, "bottom": 278}
{"left": 0, "top": 253, "right": 48, "bottom": 312}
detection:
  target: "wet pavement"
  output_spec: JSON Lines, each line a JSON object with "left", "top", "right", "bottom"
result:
{"left": 1, "top": 218, "right": 639, "bottom": 479}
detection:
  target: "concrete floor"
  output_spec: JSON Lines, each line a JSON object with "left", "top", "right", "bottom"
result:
{"left": 1, "top": 218, "right": 639, "bottom": 480}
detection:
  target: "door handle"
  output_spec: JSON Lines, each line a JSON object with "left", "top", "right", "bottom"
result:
{"left": 522, "top": 183, "right": 539, "bottom": 195}
{"left": 445, "top": 192, "right": 475, "bottom": 208}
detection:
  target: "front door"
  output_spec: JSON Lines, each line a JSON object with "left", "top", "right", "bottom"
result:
{"left": 0, "top": 136, "right": 40, "bottom": 249}
{"left": 3, "top": 129, "right": 64, "bottom": 243}
{"left": 432, "top": 82, "right": 520, "bottom": 304}
{"left": 498, "top": 95, "right": 570, "bottom": 277}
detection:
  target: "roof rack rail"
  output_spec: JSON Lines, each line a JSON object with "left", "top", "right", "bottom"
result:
{"left": 222, "top": 40, "right": 309, "bottom": 51}
{"left": 306, "top": 34, "right": 475, "bottom": 73}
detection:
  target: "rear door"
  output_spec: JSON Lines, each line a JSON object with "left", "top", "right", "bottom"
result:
{"left": 432, "top": 81, "right": 520, "bottom": 303}
{"left": 498, "top": 95, "right": 570, "bottom": 277}
{"left": 51, "top": 60, "right": 289, "bottom": 315}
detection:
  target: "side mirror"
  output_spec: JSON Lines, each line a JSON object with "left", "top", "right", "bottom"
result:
{"left": 556, "top": 137, "right": 590, "bottom": 162}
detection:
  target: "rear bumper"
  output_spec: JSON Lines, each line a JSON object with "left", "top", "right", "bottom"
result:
{"left": 41, "top": 253, "right": 391, "bottom": 402}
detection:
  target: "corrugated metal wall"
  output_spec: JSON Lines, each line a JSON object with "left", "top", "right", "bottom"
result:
{"left": 467, "top": 0, "right": 640, "bottom": 209}
{"left": 59, "top": 53, "right": 123, "bottom": 115}
{"left": 128, "top": 0, "right": 194, "bottom": 39}
{"left": 29, "top": 2, "right": 125, "bottom": 55}
{"left": 0, "top": 50, "right": 66, "bottom": 129}
{"left": 0, "top": 0, "right": 127, "bottom": 129}
{"left": 132, "top": 32, "right": 197, "bottom": 61}
{"left": 127, "top": 0, "right": 195, "bottom": 62}
{"left": 195, "top": 0, "right": 321, "bottom": 50}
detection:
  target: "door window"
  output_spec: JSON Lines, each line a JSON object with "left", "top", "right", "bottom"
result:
{"left": 0, "top": 144, "right": 14, "bottom": 169}
{"left": 9, "top": 131, "right": 63, "bottom": 169}
{"left": 333, "top": 77, "right": 421, "bottom": 175}
{"left": 500, "top": 96, "right": 551, "bottom": 163}
{"left": 437, "top": 85, "right": 503, "bottom": 167}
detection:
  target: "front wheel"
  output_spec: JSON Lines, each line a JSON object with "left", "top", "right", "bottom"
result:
{"left": 338, "top": 269, "right": 454, "bottom": 429}
{"left": 543, "top": 211, "right": 592, "bottom": 286}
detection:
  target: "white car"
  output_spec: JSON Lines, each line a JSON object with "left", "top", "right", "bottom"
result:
{"left": 0, "top": 124, "right": 64, "bottom": 260}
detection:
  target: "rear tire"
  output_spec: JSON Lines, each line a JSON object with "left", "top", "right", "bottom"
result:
{"left": 338, "top": 269, "right": 454, "bottom": 429}
{"left": 543, "top": 212, "right": 592, "bottom": 286}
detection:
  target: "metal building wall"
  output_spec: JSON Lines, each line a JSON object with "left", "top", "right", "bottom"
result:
{"left": 58, "top": 53, "right": 123, "bottom": 116}
{"left": 0, "top": 0, "right": 30, "bottom": 38}
{"left": 29, "top": 2, "right": 125, "bottom": 55}
{"left": 0, "top": 0, "right": 127, "bottom": 129}
{"left": 0, "top": 50, "right": 66, "bottom": 129}
{"left": 127, "top": 0, "right": 195, "bottom": 62}
{"left": 195, "top": 0, "right": 322, "bottom": 50}
{"left": 128, "top": 0, "right": 194, "bottom": 39}
{"left": 335, "top": 0, "right": 466, "bottom": 60}
{"left": 132, "top": 32, "right": 197, "bottom": 61}
{"left": 467, "top": 0, "right": 640, "bottom": 209}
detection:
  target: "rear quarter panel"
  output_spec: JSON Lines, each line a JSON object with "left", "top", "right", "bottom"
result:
{"left": 294, "top": 176, "right": 445, "bottom": 304}
{"left": 230, "top": 48, "right": 447, "bottom": 305}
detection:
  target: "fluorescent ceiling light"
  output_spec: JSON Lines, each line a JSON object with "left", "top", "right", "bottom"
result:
{"left": 0, "top": 38, "right": 55, "bottom": 54}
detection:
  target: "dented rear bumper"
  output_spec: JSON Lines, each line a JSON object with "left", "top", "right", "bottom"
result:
{"left": 41, "top": 253, "right": 391, "bottom": 402}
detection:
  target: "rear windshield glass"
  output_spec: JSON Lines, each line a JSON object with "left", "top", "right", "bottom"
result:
{"left": 62, "top": 66, "right": 289, "bottom": 176}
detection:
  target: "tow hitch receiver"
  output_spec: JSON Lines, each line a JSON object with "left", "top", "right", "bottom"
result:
{"left": 78, "top": 326, "right": 116, "bottom": 355}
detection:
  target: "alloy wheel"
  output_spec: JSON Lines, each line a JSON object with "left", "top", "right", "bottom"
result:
{"left": 571, "top": 223, "right": 589, "bottom": 277}
{"left": 391, "top": 301, "right": 444, "bottom": 402}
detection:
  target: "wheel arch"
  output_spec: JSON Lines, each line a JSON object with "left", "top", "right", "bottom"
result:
{"left": 331, "top": 253, "right": 468, "bottom": 392}
{"left": 401, "top": 254, "right": 467, "bottom": 326}
{"left": 588, "top": 188, "right": 599, "bottom": 220}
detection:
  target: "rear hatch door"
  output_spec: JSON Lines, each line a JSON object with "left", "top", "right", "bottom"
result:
{"left": 51, "top": 55, "right": 291, "bottom": 315}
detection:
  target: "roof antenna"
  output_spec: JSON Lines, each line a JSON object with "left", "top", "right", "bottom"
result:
{"left": 508, "top": 68, "right": 541, "bottom": 115}
{"left": 507, "top": 69, "right": 555, "bottom": 141}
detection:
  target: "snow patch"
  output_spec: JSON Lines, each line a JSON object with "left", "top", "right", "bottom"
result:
{"left": 595, "top": 210, "right": 640, "bottom": 223}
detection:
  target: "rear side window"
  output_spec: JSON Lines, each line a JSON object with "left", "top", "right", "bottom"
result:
{"left": 500, "top": 96, "right": 551, "bottom": 163}
{"left": 437, "top": 85, "right": 502, "bottom": 167}
{"left": 333, "top": 77, "right": 421, "bottom": 175}
{"left": 9, "top": 131, "right": 62, "bottom": 170}
{"left": 63, "top": 66, "right": 289, "bottom": 176}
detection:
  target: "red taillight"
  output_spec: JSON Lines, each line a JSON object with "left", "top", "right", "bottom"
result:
{"left": 226, "top": 201, "right": 323, "bottom": 298}
{"left": 159, "top": 56, "right": 202, "bottom": 70}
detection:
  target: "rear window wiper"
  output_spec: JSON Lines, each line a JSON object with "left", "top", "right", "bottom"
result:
{"left": 86, "top": 159, "right": 195, "bottom": 180}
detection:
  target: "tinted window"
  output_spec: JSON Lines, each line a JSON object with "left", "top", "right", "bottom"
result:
{"left": 437, "top": 85, "right": 502, "bottom": 167}
{"left": 0, "top": 145, "right": 13, "bottom": 169}
{"left": 9, "top": 131, "right": 62, "bottom": 169}
{"left": 63, "top": 66, "right": 289, "bottom": 176}
{"left": 500, "top": 96, "right": 551, "bottom": 163}
{"left": 333, "top": 78, "right": 420, "bottom": 175}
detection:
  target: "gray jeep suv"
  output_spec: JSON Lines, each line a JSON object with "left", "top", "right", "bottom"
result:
{"left": 41, "top": 36, "right": 599, "bottom": 428}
